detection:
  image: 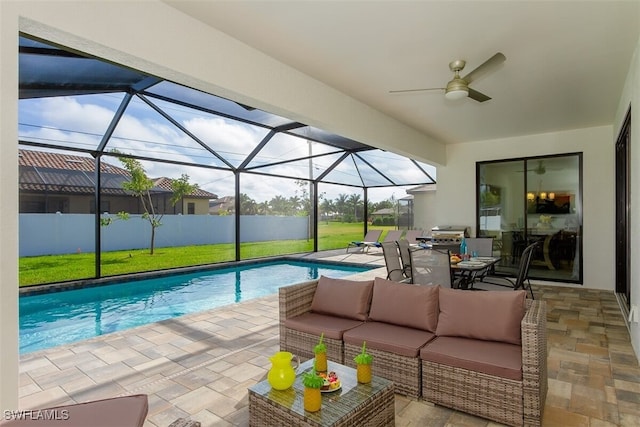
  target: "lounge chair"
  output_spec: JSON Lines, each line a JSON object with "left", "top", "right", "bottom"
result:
{"left": 370, "top": 229, "right": 403, "bottom": 249}
{"left": 345, "top": 229, "right": 382, "bottom": 253}
{"left": 0, "top": 395, "right": 151, "bottom": 427}
{"left": 404, "top": 229, "right": 426, "bottom": 244}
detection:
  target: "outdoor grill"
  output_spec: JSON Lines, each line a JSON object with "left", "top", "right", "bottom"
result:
{"left": 430, "top": 225, "right": 471, "bottom": 254}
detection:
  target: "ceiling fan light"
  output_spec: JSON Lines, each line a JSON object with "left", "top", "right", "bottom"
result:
{"left": 445, "top": 77, "right": 469, "bottom": 100}
{"left": 445, "top": 89, "right": 468, "bottom": 100}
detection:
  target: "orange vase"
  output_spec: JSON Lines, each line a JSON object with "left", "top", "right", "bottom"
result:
{"left": 357, "top": 363, "right": 372, "bottom": 384}
{"left": 304, "top": 387, "right": 322, "bottom": 412}
{"left": 315, "top": 351, "right": 327, "bottom": 373}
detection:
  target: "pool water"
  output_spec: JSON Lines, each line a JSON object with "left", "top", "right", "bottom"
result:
{"left": 19, "top": 260, "right": 371, "bottom": 354}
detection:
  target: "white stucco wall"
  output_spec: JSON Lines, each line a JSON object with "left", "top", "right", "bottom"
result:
{"left": 434, "top": 125, "right": 615, "bottom": 291}
{"left": 0, "top": 1, "right": 20, "bottom": 410}
{"left": 408, "top": 189, "right": 437, "bottom": 232}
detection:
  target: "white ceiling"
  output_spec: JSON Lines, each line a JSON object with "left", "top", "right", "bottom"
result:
{"left": 164, "top": 1, "right": 638, "bottom": 144}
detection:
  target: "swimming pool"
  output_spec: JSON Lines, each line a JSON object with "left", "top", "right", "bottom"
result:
{"left": 19, "top": 260, "right": 372, "bottom": 354}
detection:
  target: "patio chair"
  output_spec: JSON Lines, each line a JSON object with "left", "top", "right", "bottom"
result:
{"left": 461, "top": 237, "right": 494, "bottom": 285}
{"left": 465, "top": 237, "right": 493, "bottom": 257}
{"left": 404, "top": 229, "right": 426, "bottom": 244}
{"left": 366, "top": 229, "right": 404, "bottom": 250}
{"left": 409, "top": 247, "right": 453, "bottom": 287}
{"left": 396, "top": 239, "right": 413, "bottom": 282}
{"left": 380, "top": 241, "right": 410, "bottom": 282}
{"left": 476, "top": 240, "right": 539, "bottom": 299}
{"left": 376, "top": 229, "right": 404, "bottom": 246}
{"left": 345, "top": 229, "right": 383, "bottom": 253}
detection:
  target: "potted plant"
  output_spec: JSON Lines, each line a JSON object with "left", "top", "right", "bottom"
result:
{"left": 314, "top": 333, "right": 327, "bottom": 373}
{"left": 353, "top": 341, "right": 373, "bottom": 384}
{"left": 302, "top": 366, "right": 324, "bottom": 412}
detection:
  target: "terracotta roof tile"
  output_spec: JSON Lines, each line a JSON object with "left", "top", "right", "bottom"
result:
{"left": 18, "top": 149, "right": 218, "bottom": 198}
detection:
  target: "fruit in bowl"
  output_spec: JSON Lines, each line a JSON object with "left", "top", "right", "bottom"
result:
{"left": 319, "top": 371, "right": 341, "bottom": 391}
{"left": 450, "top": 255, "right": 462, "bottom": 264}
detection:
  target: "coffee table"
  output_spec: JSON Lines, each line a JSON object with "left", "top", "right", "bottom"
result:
{"left": 248, "top": 359, "right": 395, "bottom": 426}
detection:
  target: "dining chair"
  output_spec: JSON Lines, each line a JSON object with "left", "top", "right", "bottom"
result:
{"left": 462, "top": 237, "right": 494, "bottom": 285}
{"left": 475, "top": 240, "right": 539, "bottom": 299}
{"left": 409, "top": 247, "right": 453, "bottom": 287}
{"left": 396, "top": 239, "right": 413, "bottom": 282}
{"left": 464, "top": 237, "right": 493, "bottom": 257}
{"left": 380, "top": 241, "right": 410, "bottom": 282}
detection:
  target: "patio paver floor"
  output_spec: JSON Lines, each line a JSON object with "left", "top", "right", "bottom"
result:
{"left": 15, "top": 249, "right": 640, "bottom": 426}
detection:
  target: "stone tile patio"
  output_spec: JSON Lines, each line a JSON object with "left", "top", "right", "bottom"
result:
{"left": 15, "top": 249, "right": 640, "bottom": 426}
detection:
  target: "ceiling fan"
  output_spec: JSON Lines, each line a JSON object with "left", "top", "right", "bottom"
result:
{"left": 389, "top": 52, "right": 506, "bottom": 102}
{"left": 517, "top": 160, "right": 563, "bottom": 174}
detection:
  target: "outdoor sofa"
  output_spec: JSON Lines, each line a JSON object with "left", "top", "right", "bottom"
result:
{"left": 279, "top": 275, "right": 548, "bottom": 427}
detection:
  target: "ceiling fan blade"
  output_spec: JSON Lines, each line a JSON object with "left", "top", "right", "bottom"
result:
{"left": 462, "top": 52, "right": 506, "bottom": 84}
{"left": 389, "top": 87, "right": 444, "bottom": 94}
{"left": 468, "top": 88, "right": 491, "bottom": 102}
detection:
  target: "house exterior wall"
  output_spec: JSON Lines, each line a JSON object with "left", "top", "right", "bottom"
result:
{"left": 409, "top": 190, "right": 437, "bottom": 233}
{"left": 181, "top": 198, "right": 210, "bottom": 215}
{"left": 19, "top": 193, "right": 211, "bottom": 215}
{"left": 433, "top": 125, "right": 614, "bottom": 292}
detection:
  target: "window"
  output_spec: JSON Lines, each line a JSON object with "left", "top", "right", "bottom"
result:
{"left": 187, "top": 202, "right": 195, "bottom": 215}
{"left": 476, "top": 153, "right": 582, "bottom": 283}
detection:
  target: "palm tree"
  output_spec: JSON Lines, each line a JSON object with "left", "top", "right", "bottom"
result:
{"left": 334, "top": 194, "right": 349, "bottom": 219}
{"left": 347, "top": 193, "right": 362, "bottom": 222}
{"left": 239, "top": 193, "right": 258, "bottom": 215}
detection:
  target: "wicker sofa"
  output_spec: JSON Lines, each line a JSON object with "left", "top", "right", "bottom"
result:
{"left": 279, "top": 275, "right": 547, "bottom": 427}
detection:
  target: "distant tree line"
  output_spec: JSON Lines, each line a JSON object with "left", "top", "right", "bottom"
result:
{"left": 228, "top": 182, "right": 397, "bottom": 223}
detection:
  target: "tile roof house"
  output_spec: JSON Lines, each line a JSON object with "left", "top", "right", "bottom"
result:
{"left": 209, "top": 195, "right": 235, "bottom": 215}
{"left": 18, "top": 149, "right": 217, "bottom": 215}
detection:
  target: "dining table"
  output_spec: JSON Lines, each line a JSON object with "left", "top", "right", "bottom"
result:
{"left": 450, "top": 256, "right": 502, "bottom": 289}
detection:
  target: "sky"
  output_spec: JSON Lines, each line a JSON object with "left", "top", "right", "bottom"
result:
{"left": 18, "top": 90, "right": 435, "bottom": 204}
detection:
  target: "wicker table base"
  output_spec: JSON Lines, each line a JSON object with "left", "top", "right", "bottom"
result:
{"left": 249, "top": 359, "right": 395, "bottom": 427}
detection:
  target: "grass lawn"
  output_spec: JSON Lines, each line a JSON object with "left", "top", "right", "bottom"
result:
{"left": 19, "top": 223, "right": 396, "bottom": 286}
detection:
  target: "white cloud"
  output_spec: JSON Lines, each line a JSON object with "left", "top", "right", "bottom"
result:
{"left": 18, "top": 95, "right": 421, "bottom": 203}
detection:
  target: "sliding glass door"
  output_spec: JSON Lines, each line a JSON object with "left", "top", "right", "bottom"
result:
{"left": 477, "top": 153, "right": 582, "bottom": 283}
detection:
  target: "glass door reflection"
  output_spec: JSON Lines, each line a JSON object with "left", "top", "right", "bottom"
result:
{"left": 477, "top": 154, "right": 582, "bottom": 283}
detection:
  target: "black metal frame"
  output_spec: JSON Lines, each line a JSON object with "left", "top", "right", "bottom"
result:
{"left": 18, "top": 34, "right": 437, "bottom": 283}
{"left": 475, "top": 153, "right": 583, "bottom": 284}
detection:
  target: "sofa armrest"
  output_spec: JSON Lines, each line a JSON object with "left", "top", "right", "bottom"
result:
{"left": 279, "top": 279, "right": 319, "bottom": 349}
{"left": 521, "top": 299, "right": 548, "bottom": 426}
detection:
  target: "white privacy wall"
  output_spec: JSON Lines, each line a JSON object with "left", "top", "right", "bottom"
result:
{"left": 432, "top": 125, "right": 615, "bottom": 291}
{"left": 19, "top": 214, "right": 310, "bottom": 256}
